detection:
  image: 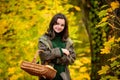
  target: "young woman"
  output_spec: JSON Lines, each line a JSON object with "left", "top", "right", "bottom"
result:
{"left": 38, "top": 13, "right": 76, "bottom": 80}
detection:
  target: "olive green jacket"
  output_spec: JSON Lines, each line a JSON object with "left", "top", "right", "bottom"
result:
{"left": 38, "top": 34, "right": 76, "bottom": 80}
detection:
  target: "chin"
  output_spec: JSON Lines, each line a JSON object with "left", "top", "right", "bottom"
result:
{"left": 55, "top": 31, "right": 62, "bottom": 33}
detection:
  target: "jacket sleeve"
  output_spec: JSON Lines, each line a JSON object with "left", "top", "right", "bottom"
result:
{"left": 56, "top": 44, "right": 76, "bottom": 65}
{"left": 38, "top": 41, "right": 62, "bottom": 62}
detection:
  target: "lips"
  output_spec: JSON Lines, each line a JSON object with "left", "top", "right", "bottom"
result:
{"left": 54, "top": 29, "right": 61, "bottom": 33}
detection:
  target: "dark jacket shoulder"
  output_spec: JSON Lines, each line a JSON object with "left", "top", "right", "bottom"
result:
{"left": 39, "top": 34, "right": 52, "bottom": 49}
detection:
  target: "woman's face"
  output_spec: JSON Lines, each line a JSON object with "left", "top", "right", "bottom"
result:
{"left": 53, "top": 18, "right": 65, "bottom": 33}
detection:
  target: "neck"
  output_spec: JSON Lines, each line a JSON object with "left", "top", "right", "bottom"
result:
{"left": 55, "top": 32, "right": 62, "bottom": 37}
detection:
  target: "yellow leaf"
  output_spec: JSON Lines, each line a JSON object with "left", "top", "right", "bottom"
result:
{"left": 115, "top": 37, "right": 120, "bottom": 42}
{"left": 101, "top": 36, "right": 115, "bottom": 54}
{"left": 98, "top": 65, "right": 110, "bottom": 75}
{"left": 108, "top": 55, "right": 120, "bottom": 62}
{"left": 8, "top": 67, "right": 16, "bottom": 75}
{"left": 80, "top": 57, "right": 91, "bottom": 64}
{"left": 110, "top": 1, "right": 120, "bottom": 10}
{"left": 0, "top": 69, "right": 3, "bottom": 73}
{"left": 79, "top": 67, "right": 87, "bottom": 72}
{"left": 109, "top": 36, "right": 115, "bottom": 43}
{"left": 107, "top": 8, "right": 112, "bottom": 12}
{"left": 74, "top": 6, "right": 81, "bottom": 11}
{"left": 100, "top": 16, "right": 109, "bottom": 23}
{"left": 101, "top": 47, "right": 111, "bottom": 54}
{"left": 0, "top": 20, "right": 9, "bottom": 35}
{"left": 74, "top": 60, "right": 83, "bottom": 66}
{"left": 10, "top": 75, "right": 19, "bottom": 80}
{"left": 104, "top": 36, "right": 115, "bottom": 46}
{"left": 108, "top": 57, "right": 117, "bottom": 62}
{"left": 74, "top": 73, "right": 90, "bottom": 80}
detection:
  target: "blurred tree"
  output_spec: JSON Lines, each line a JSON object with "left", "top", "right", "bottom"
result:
{"left": 78, "top": 0, "right": 120, "bottom": 80}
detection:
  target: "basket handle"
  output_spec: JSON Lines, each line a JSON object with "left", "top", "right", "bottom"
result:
{"left": 32, "top": 50, "right": 44, "bottom": 63}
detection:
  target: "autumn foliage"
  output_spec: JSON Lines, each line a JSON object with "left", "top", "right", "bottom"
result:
{"left": 0, "top": 0, "right": 90, "bottom": 80}
{"left": 0, "top": 0, "right": 120, "bottom": 80}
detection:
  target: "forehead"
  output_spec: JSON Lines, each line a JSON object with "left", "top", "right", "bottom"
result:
{"left": 57, "top": 18, "right": 65, "bottom": 24}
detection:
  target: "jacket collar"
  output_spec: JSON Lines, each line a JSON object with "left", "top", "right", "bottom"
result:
{"left": 39, "top": 35, "right": 73, "bottom": 50}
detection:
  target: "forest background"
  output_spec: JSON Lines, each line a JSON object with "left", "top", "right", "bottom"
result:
{"left": 0, "top": 0, "right": 120, "bottom": 80}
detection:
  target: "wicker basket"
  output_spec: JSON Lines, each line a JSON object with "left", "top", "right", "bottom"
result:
{"left": 20, "top": 50, "right": 57, "bottom": 79}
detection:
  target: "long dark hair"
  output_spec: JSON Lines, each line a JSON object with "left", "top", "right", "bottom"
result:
{"left": 46, "top": 13, "right": 69, "bottom": 41}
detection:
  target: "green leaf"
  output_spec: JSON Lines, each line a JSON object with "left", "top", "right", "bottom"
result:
{"left": 96, "top": 22, "right": 108, "bottom": 28}
{"left": 98, "top": 10, "right": 107, "bottom": 18}
{"left": 110, "top": 61, "right": 119, "bottom": 68}
{"left": 98, "top": 65, "right": 110, "bottom": 75}
{"left": 73, "top": 39, "right": 82, "bottom": 43}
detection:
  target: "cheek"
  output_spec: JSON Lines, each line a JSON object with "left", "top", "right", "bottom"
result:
{"left": 62, "top": 27, "right": 65, "bottom": 30}
{"left": 60, "top": 26, "right": 65, "bottom": 31}
{"left": 53, "top": 25, "right": 56, "bottom": 30}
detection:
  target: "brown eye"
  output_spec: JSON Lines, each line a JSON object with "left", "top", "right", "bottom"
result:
{"left": 54, "top": 22, "right": 59, "bottom": 25}
{"left": 61, "top": 24, "right": 65, "bottom": 26}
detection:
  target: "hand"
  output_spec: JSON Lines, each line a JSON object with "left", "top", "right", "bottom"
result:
{"left": 62, "top": 48, "right": 70, "bottom": 56}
